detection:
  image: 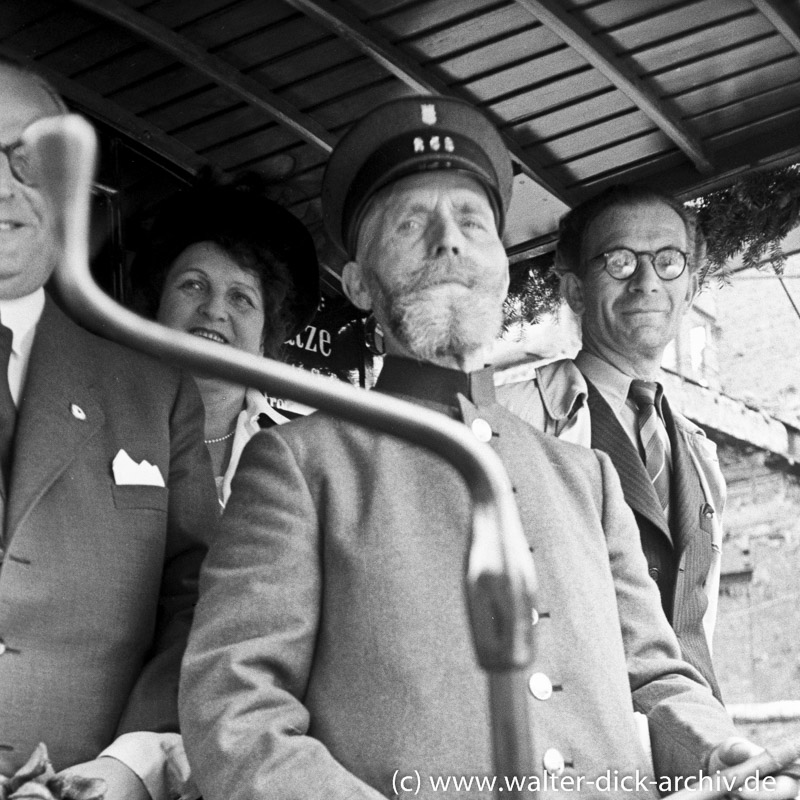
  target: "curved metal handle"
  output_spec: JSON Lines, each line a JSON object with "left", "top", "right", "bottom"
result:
{"left": 31, "top": 114, "right": 537, "bottom": 796}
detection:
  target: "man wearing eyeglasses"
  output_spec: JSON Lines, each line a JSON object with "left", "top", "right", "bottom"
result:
{"left": 0, "top": 57, "right": 216, "bottom": 800}
{"left": 498, "top": 185, "right": 724, "bottom": 699}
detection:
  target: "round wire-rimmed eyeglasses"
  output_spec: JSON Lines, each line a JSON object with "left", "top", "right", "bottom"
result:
{"left": 588, "top": 247, "right": 688, "bottom": 281}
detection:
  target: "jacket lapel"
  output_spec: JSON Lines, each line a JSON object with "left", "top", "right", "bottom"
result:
{"left": 6, "top": 299, "right": 105, "bottom": 539}
{"left": 585, "top": 379, "right": 672, "bottom": 543}
{"left": 662, "top": 397, "right": 705, "bottom": 555}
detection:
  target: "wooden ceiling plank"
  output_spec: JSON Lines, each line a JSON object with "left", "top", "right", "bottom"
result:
{"left": 577, "top": 109, "right": 800, "bottom": 201}
{"left": 409, "top": 4, "right": 537, "bottom": 63}
{"left": 511, "top": 90, "right": 629, "bottom": 146}
{"left": 665, "top": 56, "right": 800, "bottom": 117}
{"left": 488, "top": 69, "right": 612, "bottom": 125}
{"left": 215, "top": 18, "right": 339, "bottom": 86}
{"left": 647, "top": 31, "right": 787, "bottom": 91}
{"left": 66, "top": 0, "right": 335, "bottom": 153}
{"left": 632, "top": 18, "right": 777, "bottom": 79}
{"left": 145, "top": 88, "right": 245, "bottom": 135}
{"left": 0, "top": 43, "right": 205, "bottom": 175}
{"left": 688, "top": 78, "right": 800, "bottom": 136}
{"left": 73, "top": 48, "right": 176, "bottom": 97}
{"left": 513, "top": 0, "right": 714, "bottom": 174}
{"left": 283, "top": 0, "right": 452, "bottom": 96}
{"left": 1, "top": 6, "right": 103, "bottom": 61}
{"left": 366, "top": 0, "right": 505, "bottom": 42}
{"left": 308, "top": 79, "right": 408, "bottom": 133}
{"left": 343, "top": 0, "right": 417, "bottom": 18}
{"left": 145, "top": 0, "right": 241, "bottom": 31}
{"left": 0, "top": 1, "right": 68, "bottom": 41}
{"left": 562, "top": 129, "right": 672, "bottom": 183}
{"left": 178, "top": 107, "right": 281, "bottom": 153}
{"left": 113, "top": 66, "right": 209, "bottom": 117}
{"left": 233, "top": 141, "right": 325, "bottom": 177}
{"left": 750, "top": 0, "right": 800, "bottom": 54}
{"left": 226, "top": 142, "right": 327, "bottom": 179}
{"left": 175, "top": 0, "right": 295, "bottom": 43}
{"left": 283, "top": 0, "right": 575, "bottom": 205}
{"left": 595, "top": 0, "right": 754, "bottom": 52}
{"left": 284, "top": 59, "right": 390, "bottom": 114}
{"left": 439, "top": 24, "right": 563, "bottom": 83}
{"left": 459, "top": 47, "right": 586, "bottom": 103}
{"left": 528, "top": 110, "right": 655, "bottom": 167}
{"left": 570, "top": 149, "right": 687, "bottom": 201}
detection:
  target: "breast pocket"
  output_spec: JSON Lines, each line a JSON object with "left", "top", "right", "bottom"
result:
{"left": 111, "top": 483, "right": 169, "bottom": 511}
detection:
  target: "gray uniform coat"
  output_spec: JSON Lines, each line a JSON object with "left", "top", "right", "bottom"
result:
{"left": 181, "top": 357, "right": 737, "bottom": 800}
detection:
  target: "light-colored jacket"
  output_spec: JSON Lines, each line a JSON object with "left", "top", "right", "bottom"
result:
{"left": 496, "top": 357, "right": 725, "bottom": 651}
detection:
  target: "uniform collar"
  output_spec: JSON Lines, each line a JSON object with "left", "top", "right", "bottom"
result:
{"left": 375, "top": 355, "right": 496, "bottom": 415}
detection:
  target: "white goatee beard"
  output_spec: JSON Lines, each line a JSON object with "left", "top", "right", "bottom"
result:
{"left": 381, "top": 286, "right": 503, "bottom": 364}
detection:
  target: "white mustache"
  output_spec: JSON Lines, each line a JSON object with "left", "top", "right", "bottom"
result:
{"left": 400, "top": 256, "right": 483, "bottom": 294}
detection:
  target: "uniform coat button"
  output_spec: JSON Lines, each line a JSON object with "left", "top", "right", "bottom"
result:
{"left": 528, "top": 672, "right": 553, "bottom": 700}
{"left": 0, "top": 639, "right": 6, "bottom": 656}
{"left": 542, "top": 748, "right": 566, "bottom": 776}
{"left": 471, "top": 418, "right": 493, "bottom": 442}
{"left": 648, "top": 567, "right": 660, "bottom": 582}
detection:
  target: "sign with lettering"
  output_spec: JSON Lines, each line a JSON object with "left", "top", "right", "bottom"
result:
{"left": 283, "top": 297, "right": 372, "bottom": 387}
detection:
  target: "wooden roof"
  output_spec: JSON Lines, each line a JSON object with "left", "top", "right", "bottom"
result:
{"left": 3, "top": 0, "right": 800, "bottom": 293}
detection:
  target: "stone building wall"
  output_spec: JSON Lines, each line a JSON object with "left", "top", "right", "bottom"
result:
{"left": 714, "top": 230, "right": 800, "bottom": 427}
{"left": 710, "top": 437, "right": 800, "bottom": 747}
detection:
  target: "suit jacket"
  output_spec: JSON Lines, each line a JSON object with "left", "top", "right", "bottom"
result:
{"left": 496, "top": 357, "right": 725, "bottom": 698}
{"left": 0, "top": 297, "right": 217, "bottom": 774}
{"left": 180, "top": 356, "right": 736, "bottom": 800}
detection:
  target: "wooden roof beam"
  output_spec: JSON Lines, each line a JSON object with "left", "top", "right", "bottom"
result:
{"left": 0, "top": 44, "right": 205, "bottom": 176}
{"left": 283, "top": 0, "right": 575, "bottom": 206}
{"left": 750, "top": 0, "right": 800, "bottom": 54}
{"left": 514, "top": 0, "right": 715, "bottom": 175}
{"left": 67, "top": 0, "right": 335, "bottom": 153}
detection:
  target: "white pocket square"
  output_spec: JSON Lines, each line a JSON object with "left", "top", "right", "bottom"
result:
{"left": 112, "top": 449, "right": 166, "bottom": 487}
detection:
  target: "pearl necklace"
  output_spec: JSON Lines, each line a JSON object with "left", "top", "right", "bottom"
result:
{"left": 204, "top": 429, "right": 235, "bottom": 444}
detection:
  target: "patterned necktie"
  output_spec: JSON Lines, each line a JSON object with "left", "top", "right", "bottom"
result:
{"left": 628, "top": 379, "right": 670, "bottom": 516}
{"left": 0, "top": 321, "right": 17, "bottom": 492}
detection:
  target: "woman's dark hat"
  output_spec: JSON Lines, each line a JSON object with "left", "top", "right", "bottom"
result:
{"left": 132, "top": 179, "right": 320, "bottom": 337}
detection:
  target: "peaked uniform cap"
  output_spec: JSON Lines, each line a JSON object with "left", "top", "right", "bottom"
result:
{"left": 322, "top": 95, "right": 513, "bottom": 258}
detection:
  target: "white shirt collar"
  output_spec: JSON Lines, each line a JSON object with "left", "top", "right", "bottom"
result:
{"left": 575, "top": 350, "right": 637, "bottom": 414}
{"left": 0, "top": 288, "right": 46, "bottom": 405}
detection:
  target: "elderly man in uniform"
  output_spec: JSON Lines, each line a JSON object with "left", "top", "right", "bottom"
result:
{"left": 497, "top": 186, "right": 725, "bottom": 700}
{"left": 179, "top": 97, "right": 792, "bottom": 800}
{"left": 0, "top": 57, "right": 217, "bottom": 799}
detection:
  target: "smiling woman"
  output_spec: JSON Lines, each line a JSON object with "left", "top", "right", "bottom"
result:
{"left": 129, "top": 172, "right": 320, "bottom": 506}
{"left": 157, "top": 241, "right": 267, "bottom": 357}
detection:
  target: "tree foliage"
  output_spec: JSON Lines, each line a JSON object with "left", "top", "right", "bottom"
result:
{"left": 502, "top": 255, "right": 560, "bottom": 331}
{"left": 694, "top": 164, "right": 800, "bottom": 283}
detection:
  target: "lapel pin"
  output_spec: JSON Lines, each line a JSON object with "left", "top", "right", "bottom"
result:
{"left": 71, "top": 403, "right": 86, "bottom": 421}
